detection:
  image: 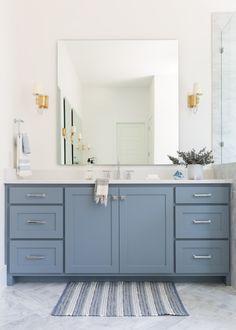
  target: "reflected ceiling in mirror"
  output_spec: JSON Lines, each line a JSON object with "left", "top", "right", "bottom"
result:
{"left": 57, "top": 40, "right": 179, "bottom": 165}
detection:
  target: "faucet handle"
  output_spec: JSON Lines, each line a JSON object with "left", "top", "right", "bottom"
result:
{"left": 103, "top": 170, "right": 112, "bottom": 179}
{"left": 125, "top": 170, "right": 134, "bottom": 180}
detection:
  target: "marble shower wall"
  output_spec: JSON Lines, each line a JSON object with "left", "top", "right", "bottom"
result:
{"left": 214, "top": 163, "right": 236, "bottom": 287}
{"left": 212, "top": 13, "right": 236, "bottom": 164}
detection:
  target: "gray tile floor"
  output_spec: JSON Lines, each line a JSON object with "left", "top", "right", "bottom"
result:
{"left": 0, "top": 282, "right": 236, "bottom": 330}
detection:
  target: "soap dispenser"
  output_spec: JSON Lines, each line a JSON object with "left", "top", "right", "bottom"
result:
{"left": 85, "top": 157, "right": 96, "bottom": 180}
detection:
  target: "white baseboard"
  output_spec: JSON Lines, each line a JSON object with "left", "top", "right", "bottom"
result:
{"left": 0, "top": 264, "right": 7, "bottom": 289}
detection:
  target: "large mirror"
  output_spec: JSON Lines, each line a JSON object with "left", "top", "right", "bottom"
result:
{"left": 57, "top": 40, "right": 179, "bottom": 165}
{"left": 212, "top": 13, "right": 236, "bottom": 164}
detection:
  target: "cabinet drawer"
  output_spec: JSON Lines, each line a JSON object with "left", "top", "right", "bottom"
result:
{"left": 9, "top": 240, "right": 63, "bottom": 273}
{"left": 9, "top": 206, "right": 63, "bottom": 239}
{"left": 175, "top": 206, "right": 229, "bottom": 239}
{"left": 175, "top": 186, "right": 229, "bottom": 204}
{"left": 176, "top": 240, "right": 229, "bottom": 273}
{"left": 9, "top": 187, "right": 63, "bottom": 204}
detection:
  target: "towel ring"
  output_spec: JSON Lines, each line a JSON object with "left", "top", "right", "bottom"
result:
{"left": 14, "top": 118, "right": 24, "bottom": 135}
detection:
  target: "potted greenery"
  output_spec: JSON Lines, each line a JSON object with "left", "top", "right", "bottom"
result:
{"left": 168, "top": 148, "right": 214, "bottom": 180}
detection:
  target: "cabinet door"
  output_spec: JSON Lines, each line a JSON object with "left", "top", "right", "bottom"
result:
{"left": 120, "top": 186, "right": 173, "bottom": 273}
{"left": 65, "top": 187, "right": 119, "bottom": 273}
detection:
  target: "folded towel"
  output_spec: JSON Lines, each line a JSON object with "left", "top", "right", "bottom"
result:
{"left": 22, "top": 133, "right": 31, "bottom": 154}
{"left": 16, "top": 134, "right": 32, "bottom": 177}
{"left": 94, "top": 178, "right": 109, "bottom": 206}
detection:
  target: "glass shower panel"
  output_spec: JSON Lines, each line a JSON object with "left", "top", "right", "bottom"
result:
{"left": 212, "top": 13, "right": 236, "bottom": 164}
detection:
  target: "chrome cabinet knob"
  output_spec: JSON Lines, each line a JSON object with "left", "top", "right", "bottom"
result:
{"left": 193, "top": 255, "right": 212, "bottom": 259}
{"left": 26, "top": 193, "right": 47, "bottom": 198}
{"left": 193, "top": 219, "right": 212, "bottom": 224}
{"left": 27, "top": 220, "right": 47, "bottom": 224}
{"left": 193, "top": 193, "right": 212, "bottom": 198}
{"left": 26, "top": 255, "right": 46, "bottom": 260}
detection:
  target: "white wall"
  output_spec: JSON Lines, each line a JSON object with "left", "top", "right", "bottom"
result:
{"left": 4, "top": 0, "right": 236, "bottom": 170}
{"left": 82, "top": 86, "right": 149, "bottom": 163}
{"left": 0, "top": 1, "right": 14, "bottom": 287}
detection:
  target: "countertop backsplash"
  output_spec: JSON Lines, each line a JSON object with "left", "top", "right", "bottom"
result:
{"left": 3, "top": 164, "right": 216, "bottom": 183}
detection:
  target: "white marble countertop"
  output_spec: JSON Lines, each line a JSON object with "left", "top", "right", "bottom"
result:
{"left": 3, "top": 168, "right": 233, "bottom": 184}
{"left": 4, "top": 178, "right": 233, "bottom": 184}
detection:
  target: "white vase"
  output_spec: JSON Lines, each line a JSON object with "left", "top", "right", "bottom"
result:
{"left": 188, "top": 164, "right": 203, "bottom": 180}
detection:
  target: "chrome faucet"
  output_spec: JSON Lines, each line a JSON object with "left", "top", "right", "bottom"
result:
{"left": 125, "top": 170, "right": 134, "bottom": 180}
{"left": 116, "top": 161, "right": 121, "bottom": 179}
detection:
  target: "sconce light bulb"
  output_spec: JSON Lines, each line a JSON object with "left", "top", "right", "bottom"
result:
{"left": 193, "top": 82, "right": 202, "bottom": 95}
{"left": 71, "top": 126, "right": 76, "bottom": 134}
{"left": 33, "top": 83, "right": 43, "bottom": 95}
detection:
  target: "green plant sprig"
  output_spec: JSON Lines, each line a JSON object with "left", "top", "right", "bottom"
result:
{"left": 168, "top": 148, "right": 214, "bottom": 167}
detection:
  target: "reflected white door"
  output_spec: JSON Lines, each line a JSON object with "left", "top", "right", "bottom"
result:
{"left": 116, "top": 122, "right": 147, "bottom": 164}
{"left": 147, "top": 116, "right": 154, "bottom": 164}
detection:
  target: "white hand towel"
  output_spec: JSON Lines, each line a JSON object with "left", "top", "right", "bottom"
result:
{"left": 22, "top": 133, "right": 31, "bottom": 154}
{"left": 16, "top": 134, "right": 32, "bottom": 177}
{"left": 94, "top": 178, "right": 109, "bottom": 206}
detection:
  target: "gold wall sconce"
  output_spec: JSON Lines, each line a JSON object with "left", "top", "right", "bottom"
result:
{"left": 76, "top": 143, "right": 91, "bottom": 151}
{"left": 33, "top": 83, "right": 49, "bottom": 109}
{"left": 76, "top": 133, "right": 91, "bottom": 151}
{"left": 78, "top": 133, "right": 82, "bottom": 143}
{"left": 62, "top": 127, "right": 67, "bottom": 139}
{"left": 187, "top": 83, "right": 203, "bottom": 111}
{"left": 61, "top": 126, "right": 76, "bottom": 143}
{"left": 70, "top": 126, "right": 76, "bottom": 144}
{"left": 61, "top": 126, "right": 91, "bottom": 151}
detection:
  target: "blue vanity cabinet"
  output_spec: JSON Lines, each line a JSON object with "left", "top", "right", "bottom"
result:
{"left": 5, "top": 183, "right": 231, "bottom": 285}
{"left": 65, "top": 186, "right": 173, "bottom": 274}
{"left": 175, "top": 185, "right": 230, "bottom": 277}
{"left": 6, "top": 185, "right": 64, "bottom": 285}
{"left": 119, "top": 186, "right": 174, "bottom": 273}
{"left": 65, "top": 187, "right": 119, "bottom": 273}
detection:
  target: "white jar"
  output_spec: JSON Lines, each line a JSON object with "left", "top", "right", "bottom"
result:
{"left": 188, "top": 164, "right": 203, "bottom": 180}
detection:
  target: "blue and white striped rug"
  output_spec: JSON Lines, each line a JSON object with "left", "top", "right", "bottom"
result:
{"left": 52, "top": 282, "right": 188, "bottom": 317}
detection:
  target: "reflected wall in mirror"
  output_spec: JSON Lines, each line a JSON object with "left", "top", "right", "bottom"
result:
{"left": 212, "top": 13, "right": 236, "bottom": 164}
{"left": 57, "top": 40, "right": 179, "bottom": 165}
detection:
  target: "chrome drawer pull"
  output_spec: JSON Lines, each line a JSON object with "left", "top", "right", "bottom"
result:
{"left": 193, "top": 254, "right": 212, "bottom": 259}
{"left": 112, "top": 195, "right": 119, "bottom": 201}
{"left": 26, "top": 193, "right": 47, "bottom": 198}
{"left": 26, "top": 255, "right": 46, "bottom": 260}
{"left": 120, "top": 195, "right": 127, "bottom": 201}
{"left": 193, "top": 193, "right": 212, "bottom": 198}
{"left": 27, "top": 220, "right": 47, "bottom": 224}
{"left": 193, "top": 219, "right": 212, "bottom": 224}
